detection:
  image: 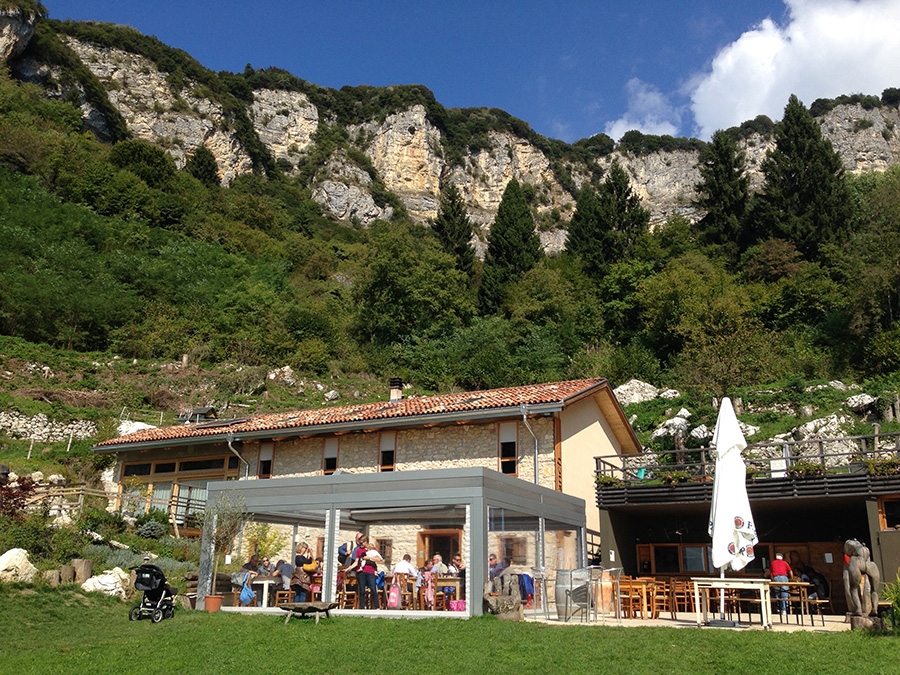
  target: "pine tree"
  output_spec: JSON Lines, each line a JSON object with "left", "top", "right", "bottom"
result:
{"left": 566, "top": 160, "right": 649, "bottom": 282}
{"left": 432, "top": 184, "right": 476, "bottom": 279}
{"left": 694, "top": 130, "right": 749, "bottom": 259}
{"left": 186, "top": 145, "right": 220, "bottom": 188}
{"left": 753, "top": 95, "right": 853, "bottom": 259}
{"left": 599, "top": 159, "right": 650, "bottom": 260}
{"left": 478, "top": 179, "right": 541, "bottom": 314}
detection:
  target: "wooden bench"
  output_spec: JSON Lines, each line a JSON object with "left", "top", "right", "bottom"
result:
{"left": 279, "top": 601, "right": 339, "bottom": 624}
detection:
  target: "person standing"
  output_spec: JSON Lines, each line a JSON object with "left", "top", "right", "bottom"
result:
{"left": 767, "top": 553, "right": 793, "bottom": 616}
{"left": 356, "top": 539, "right": 383, "bottom": 609}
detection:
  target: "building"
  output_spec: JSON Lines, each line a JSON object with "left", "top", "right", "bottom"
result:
{"left": 95, "top": 378, "right": 640, "bottom": 611}
{"left": 595, "top": 433, "right": 900, "bottom": 615}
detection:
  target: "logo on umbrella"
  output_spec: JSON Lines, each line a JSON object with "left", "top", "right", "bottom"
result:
{"left": 734, "top": 516, "right": 744, "bottom": 528}
{"left": 728, "top": 543, "right": 736, "bottom": 554}
{"left": 746, "top": 545, "right": 754, "bottom": 557}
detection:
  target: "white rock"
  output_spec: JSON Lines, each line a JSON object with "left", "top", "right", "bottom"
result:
{"left": 676, "top": 408, "right": 691, "bottom": 419}
{"left": 613, "top": 379, "right": 660, "bottom": 406}
{"left": 650, "top": 416, "right": 690, "bottom": 440}
{"left": 52, "top": 513, "right": 74, "bottom": 528}
{"left": 81, "top": 567, "right": 131, "bottom": 599}
{"left": 659, "top": 389, "right": 680, "bottom": 399}
{"left": 29, "top": 470, "right": 44, "bottom": 483}
{"left": 845, "top": 393, "right": 876, "bottom": 412}
{"left": 793, "top": 414, "right": 854, "bottom": 441}
{"left": 689, "top": 425, "right": 711, "bottom": 440}
{"left": 738, "top": 422, "right": 760, "bottom": 437}
{"left": 829, "top": 380, "right": 849, "bottom": 391}
{"left": 0, "top": 548, "right": 38, "bottom": 583}
{"left": 267, "top": 365, "right": 297, "bottom": 386}
{"left": 116, "top": 420, "right": 155, "bottom": 436}
{"left": 324, "top": 390, "right": 341, "bottom": 402}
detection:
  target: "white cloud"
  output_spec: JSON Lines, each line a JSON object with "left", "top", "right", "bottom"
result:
{"left": 691, "top": 0, "right": 900, "bottom": 139}
{"left": 604, "top": 78, "right": 680, "bottom": 141}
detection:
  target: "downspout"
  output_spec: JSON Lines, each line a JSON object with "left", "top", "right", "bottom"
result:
{"left": 521, "top": 405, "right": 545, "bottom": 570}
{"left": 227, "top": 432, "right": 250, "bottom": 479}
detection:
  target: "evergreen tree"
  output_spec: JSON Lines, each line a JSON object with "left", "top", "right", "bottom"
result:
{"left": 753, "top": 95, "right": 853, "bottom": 259}
{"left": 566, "top": 183, "right": 610, "bottom": 280}
{"left": 186, "top": 145, "right": 220, "bottom": 188}
{"left": 693, "top": 130, "right": 749, "bottom": 259}
{"left": 431, "top": 183, "right": 476, "bottom": 279}
{"left": 478, "top": 179, "right": 541, "bottom": 314}
{"left": 566, "top": 159, "right": 649, "bottom": 282}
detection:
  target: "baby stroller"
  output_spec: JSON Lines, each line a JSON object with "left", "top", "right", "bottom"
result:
{"left": 129, "top": 563, "right": 177, "bottom": 623}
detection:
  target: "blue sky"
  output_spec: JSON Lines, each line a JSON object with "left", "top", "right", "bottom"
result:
{"left": 46, "top": 1, "right": 900, "bottom": 142}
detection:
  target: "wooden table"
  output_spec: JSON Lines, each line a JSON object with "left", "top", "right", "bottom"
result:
{"left": 783, "top": 581, "right": 813, "bottom": 625}
{"left": 626, "top": 577, "right": 655, "bottom": 619}
{"left": 436, "top": 576, "right": 461, "bottom": 601}
{"left": 279, "top": 601, "right": 338, "bottom": 624}
{"left": 692, "top": 577, "right": 772, "bottom": 629}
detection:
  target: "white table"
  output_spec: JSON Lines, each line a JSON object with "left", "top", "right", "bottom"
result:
{"left": 692, "top": 577, "right": 772, "bottom": 629}
{"left": 252, "top": 575, "right": 281, "bottom": 607}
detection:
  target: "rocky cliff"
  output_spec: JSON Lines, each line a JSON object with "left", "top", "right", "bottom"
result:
{"left": 4, "top": 11, "right": 900, "bottom": 245}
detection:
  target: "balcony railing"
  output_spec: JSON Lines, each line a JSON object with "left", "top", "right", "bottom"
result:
{"left": 595, "top": 431, "right": 900, "bottom": 485}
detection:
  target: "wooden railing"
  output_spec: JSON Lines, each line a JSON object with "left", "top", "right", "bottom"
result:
{"left": 596, "top": 431, "right": 900, "bottom": 484}
{"left": 26, "top": 484, "right": 204, "bottom": 532}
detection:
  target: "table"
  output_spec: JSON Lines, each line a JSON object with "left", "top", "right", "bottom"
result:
{"left": 279, "top": 601, "right": 338, "bottom": 624}
{"left": 783, "top": 581, "right": 813, "bottom": 624}
{"left": 692, "top": 577, "right": 772, "bottom": 629}
{"left": 625, "top": 577, "right": 655, "bottom": 619}
{"left": 436, "top": 576, "right": 461, "bottom": 601}
{"left": 252, "top": 575, "right": 281, "bottom": 607}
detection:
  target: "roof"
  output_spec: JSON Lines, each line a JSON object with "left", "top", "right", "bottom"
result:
{"left": 94, "top": 378, "right": 640, "bottom": 453}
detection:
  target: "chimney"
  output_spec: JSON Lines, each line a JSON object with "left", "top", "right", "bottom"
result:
{"left": 389, "top": 377, "right": 403, "bottom": 403}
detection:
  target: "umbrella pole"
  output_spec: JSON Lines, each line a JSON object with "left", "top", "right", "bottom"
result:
{"left": 719, "top": 566, "right": 726, "bottom": 620}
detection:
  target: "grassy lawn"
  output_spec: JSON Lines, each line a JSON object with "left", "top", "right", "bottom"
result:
{"left": 2, "top": 586, "right": 897, "bottom": 675}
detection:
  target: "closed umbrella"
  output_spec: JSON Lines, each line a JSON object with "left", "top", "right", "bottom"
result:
{"left": 708, "top": 397, "right": 758, "bottom": 618}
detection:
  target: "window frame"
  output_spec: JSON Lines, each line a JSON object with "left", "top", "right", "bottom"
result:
{"left": 498, "top": 421, "right": 518, "bottom": 476}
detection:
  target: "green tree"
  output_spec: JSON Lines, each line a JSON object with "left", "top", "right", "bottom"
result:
{"left": 694, "top": 130, "right": 750, "bottom": 259}
{"left": 478, "top": 179, "right": 541, "bottom": 314}
{"left": 600, "top": 159, "right": 650, "bottom": 261}
{"left": 353, "top": 221, "right": 473, "bottom": 347}
{"left": 431, "top": 183, "right": 476, "bottom": 279}
{"left": 108, "top": 138, "right": 176, "bottom": 189}
{"left": 752, "top": 95, "right": 853, "bottom": 259}
{"left": 565, "top": 183, "right": 610, "bottom": 280}
{"left": 185, "top": 145, "right": 220, "bottom": 187}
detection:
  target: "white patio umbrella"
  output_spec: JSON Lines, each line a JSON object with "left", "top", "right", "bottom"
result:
{"left": 708, "top": 397, "right": 758, "bottom": 619}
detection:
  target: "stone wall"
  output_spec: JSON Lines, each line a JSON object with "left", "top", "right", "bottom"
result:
{"left": 0, "top": 411, "right": 96, "bottom": 442}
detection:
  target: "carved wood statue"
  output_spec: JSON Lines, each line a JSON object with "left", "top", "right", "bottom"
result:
{"left": 843, "top": 538, "right": 880, "bottom": 617}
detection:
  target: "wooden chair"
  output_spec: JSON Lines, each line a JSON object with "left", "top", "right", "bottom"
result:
{"left": 619, "top": 577, "right": 642, "bottom": 619}
{"left": 650, "top": 579, "right": 675, "bottom": 620}
{"left": 807, "top": 596, "right": 833, "bottom": 626}
{"left": 339, "top": 574, "right": 358, "bottom": 609}
{"left": 274, "top": 590, "right": 292, "bottom": 606}
{"left": 670, "top": 578, "right": 694, "bottom": 615}
{"left": 390, "top": 573, "right": 415, "bottom": 609}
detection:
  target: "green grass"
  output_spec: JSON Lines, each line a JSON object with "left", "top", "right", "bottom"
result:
{"left": 2, "top": 585, "right": 898, "bottom": 674}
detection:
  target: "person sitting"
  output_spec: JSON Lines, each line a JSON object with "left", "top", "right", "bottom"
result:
{"left": 392, "top": 553, "right": 418, "bottom": 577}
{"left": 432, "top": 553, "right": 449, "bottom": 576}
{"left": 258, "top": 556, "right": 275, "bottom": 576}
{"left": 488, "top": 553, "right": 505, "bottom": 579}
{"left": 239, "top": 554, "right": 260, "bottom": 606}
{"left": 274, "top": 559, "right": 294, "bottom": 591}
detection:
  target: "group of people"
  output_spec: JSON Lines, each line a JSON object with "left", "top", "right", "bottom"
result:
{"left": 766, "top": 552, "right": 830, "bottom": 615}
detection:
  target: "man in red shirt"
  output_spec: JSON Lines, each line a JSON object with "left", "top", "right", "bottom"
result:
{"left": 768, "top": 553, "right": 793, "bottom": 615}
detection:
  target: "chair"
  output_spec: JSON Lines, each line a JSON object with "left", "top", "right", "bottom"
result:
{"left": 619, "top": 577, "right": 642, "bottom": 619}
{"left": 390, "top": 573, "right": 415, "bottom": 609}
{"left": 339, "top": 574, "right": 358, "bottom": 609}
{"left": 807, "top": 595, "right": 832, "bottom": 626}
{"left": 670, "top": 578, "right": 694, "bottom": 615}
{"left": 649, "top": 579, "right": 675, "bottom": 620}
{"left": 274, "top": 590, "right": 292, "bottom": 606}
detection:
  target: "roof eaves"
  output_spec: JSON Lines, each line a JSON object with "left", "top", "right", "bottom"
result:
{"left": 94, "top": 402, "right": 565, "bottom": 454}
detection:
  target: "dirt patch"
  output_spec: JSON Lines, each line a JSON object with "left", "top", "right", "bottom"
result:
{"left": 16, "top": 388, "right": 109, "bottom": 408}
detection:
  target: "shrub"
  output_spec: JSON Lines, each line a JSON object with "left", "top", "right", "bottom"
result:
{"left": 135, "top": 508, "right": 169, "bottom": 528}
{"left": 134, "top": 520, "right": 168, "bottom": 539}
{"left": 79, "top": 507, "right": 126, "bottom": 535}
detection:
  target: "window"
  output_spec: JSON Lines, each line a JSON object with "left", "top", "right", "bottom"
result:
{"left": 258, "top": 442, "right": 273, "bottom": 479}
{"left": 681, "top": 546, "right": 707, "bottom": 572}
{"left": 500, "top": 536, "right": 527, "bottom": 565}
{"left": 376, "top": 538, "right": 393, "bottom": 567}
{"left": 881, "top": 497, "right": 900, "bottom": 530}
{"left": 323, "top": 437, "right": 338, "bottom": 475}
{"left": 379, "top": 432, "right": 396, "bottom": 472}
{"left": 179, "top": 458, "right": 225, "bottom": 472}
{"left": 154, "top": 462, "right": 176, "bottom": 474}
{"left": 123, "top": 463, "right": 151, "bottom": 477}
{"left": 499, "top": 422, "right": 517, "bottom": 475}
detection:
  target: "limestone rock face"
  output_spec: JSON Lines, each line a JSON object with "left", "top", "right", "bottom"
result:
{"left": 250, "top": 88, "right": 319, "bottom": 170}
{"left": 0, "top": 7, "right": 36, "bottom": 61}
{"left": 614, "top": 379, "right": 660, "bottom": 406}
{"left": 311, "top": 150, "right": 393, "bottom": 224}
{"left": 62, "top": 38, "right": 253, "bottom": 184}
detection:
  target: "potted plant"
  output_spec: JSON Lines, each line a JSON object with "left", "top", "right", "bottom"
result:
{"left": 201, "top": 490, "right": 246, "bottom": 612}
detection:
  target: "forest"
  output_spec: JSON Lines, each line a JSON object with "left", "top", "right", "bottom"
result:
{"left": 2, "top": 26, "right": 900, "bottom": 406}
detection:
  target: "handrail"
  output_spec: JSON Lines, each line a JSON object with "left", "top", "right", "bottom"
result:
{"left": 596, "top": 431, "right": 900, "bottom": 484}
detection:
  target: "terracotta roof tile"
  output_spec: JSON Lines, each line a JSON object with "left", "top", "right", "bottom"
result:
{"left": 96, "top": 378, "right": 607, "bottom": 449}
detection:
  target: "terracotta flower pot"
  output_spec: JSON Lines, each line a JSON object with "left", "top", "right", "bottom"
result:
{"left": 204, "top": 594, "right": 224, "bottom": 613}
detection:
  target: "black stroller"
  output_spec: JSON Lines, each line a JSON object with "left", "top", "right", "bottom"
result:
{"left": 129, "top": 563, "right": 177, "bottom": 623}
